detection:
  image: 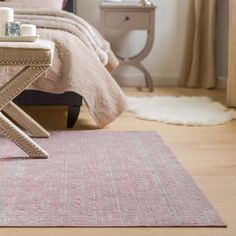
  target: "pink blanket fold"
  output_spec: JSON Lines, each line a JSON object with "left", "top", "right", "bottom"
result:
{"left": 0, "top": 5, "right": 126, "bottom": 127}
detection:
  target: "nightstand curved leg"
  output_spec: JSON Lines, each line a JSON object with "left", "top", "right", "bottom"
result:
{"left": 137, "top": 63, "right": 154, "bottom": 92}
{"left": 127, "top": 62, "right": 154, "bottom": 92}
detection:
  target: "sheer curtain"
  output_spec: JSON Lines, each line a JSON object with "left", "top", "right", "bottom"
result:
{"left": 179, "top": 0, "right": 217, "bottom": 88}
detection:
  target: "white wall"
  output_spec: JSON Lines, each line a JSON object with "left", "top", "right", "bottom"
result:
{"left": 77, "top": 0, "right": 228, "bottom": 87}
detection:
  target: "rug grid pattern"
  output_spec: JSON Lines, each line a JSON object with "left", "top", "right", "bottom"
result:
{"left": 0, "top": 131, "right": 225, "bottom": 227}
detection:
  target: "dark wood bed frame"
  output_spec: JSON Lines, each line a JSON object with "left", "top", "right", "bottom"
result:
{"left": 14, "top": 0, "right": 83, "bottom": 128}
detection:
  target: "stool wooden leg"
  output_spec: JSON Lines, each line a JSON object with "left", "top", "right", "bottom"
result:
{"left": 3, "top": 102, "right": 50, "bottom": 138}
{"left": 0, "top": 66, "right": 48, "bottom": 110}
{"left": 0, "top": 112, "right": 49, "bottom": 158}
{"left": 0, "top": 66, "right": 50, "bottom": 158}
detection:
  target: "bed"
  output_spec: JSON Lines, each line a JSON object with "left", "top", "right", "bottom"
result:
{"left": 15, "top": 0, "right": 81, "bottom": 128}
{"left": 0, "top": 0, "right": 126, "bottom": 128}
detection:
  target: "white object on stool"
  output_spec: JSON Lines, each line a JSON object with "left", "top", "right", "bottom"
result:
{"left": 140, "top": 0, "right": 153, "bottom": 6}
{"left": 20, "top": 24, "right": 36, "bottom": 36}
{"left": 0, "top": 7, "right": 14, "bottom": 36}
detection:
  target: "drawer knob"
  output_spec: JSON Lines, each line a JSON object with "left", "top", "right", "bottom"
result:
{"left": 125, "top": 16, "right": 130, "bottom": 21}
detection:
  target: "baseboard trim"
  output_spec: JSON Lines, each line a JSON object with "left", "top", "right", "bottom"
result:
{"left": 114, "top": 74, "right": 179, "bottom": 87}
{"left": 114, "top": 73, "right": 227, "bottom": 89}
{"left": 217, "top": 76, "right": 227, "bottom": 89}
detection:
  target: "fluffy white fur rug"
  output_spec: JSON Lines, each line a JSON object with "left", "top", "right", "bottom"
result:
{"left": 127, "top": 96, "right": 236, "bottom": 126}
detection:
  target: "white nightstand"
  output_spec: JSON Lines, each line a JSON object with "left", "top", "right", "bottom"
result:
{"left": 99, "top": 2, "right": 156, "bottom": 92}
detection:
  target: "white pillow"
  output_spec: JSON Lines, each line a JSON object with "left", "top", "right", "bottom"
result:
{"left": 4, "top": 0, "right": 64, "bottom": 9}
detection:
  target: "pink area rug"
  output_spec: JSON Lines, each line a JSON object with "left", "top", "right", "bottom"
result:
{"left": 0, "top": 131, "right": 226, "bottom": 227}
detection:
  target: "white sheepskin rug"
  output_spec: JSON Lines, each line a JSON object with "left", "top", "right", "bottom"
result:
{"left": 127, "top": 96, "right": 236, "bottom": 126}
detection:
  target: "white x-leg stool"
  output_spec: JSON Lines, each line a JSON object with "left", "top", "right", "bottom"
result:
{"left": 0, "top": 40, "right": 54, "bottom": 158}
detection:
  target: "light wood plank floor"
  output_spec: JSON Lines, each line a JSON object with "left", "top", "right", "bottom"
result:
{"left": 1, "top": 87, "right": 236, "bottom": 236}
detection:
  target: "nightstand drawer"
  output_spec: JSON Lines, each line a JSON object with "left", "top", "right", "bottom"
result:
{"left": 104, "top": 11, "right": 150, "bottom": 30}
